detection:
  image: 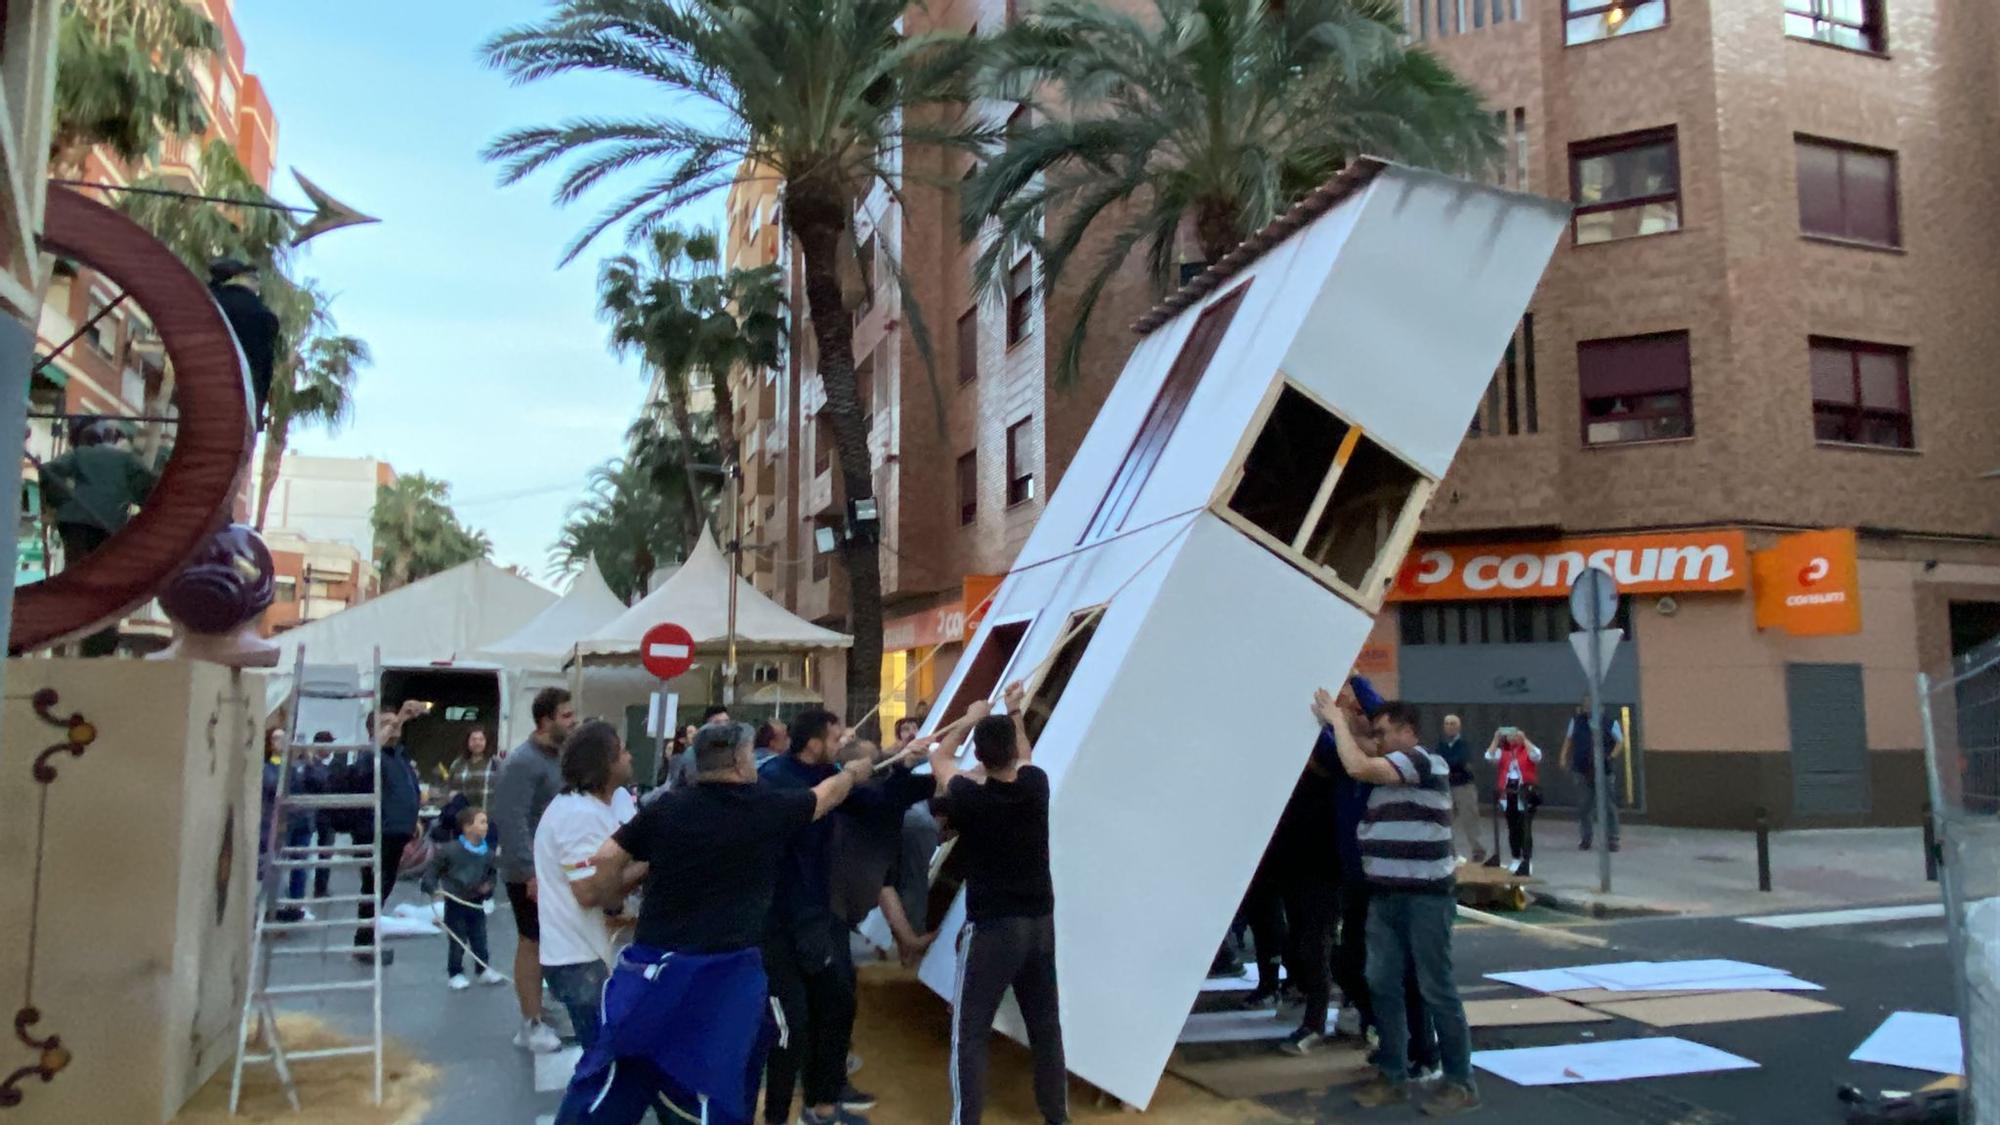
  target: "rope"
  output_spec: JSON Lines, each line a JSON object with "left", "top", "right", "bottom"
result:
{"left": 852, "top": 508, "right": 1202, "bottom": 740}
{"left": 426, "top": 890, "right": 506, "bottom": 980}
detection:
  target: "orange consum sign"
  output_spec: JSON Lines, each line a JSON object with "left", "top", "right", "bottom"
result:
{"left": 1389, "top": 530, "right": 1750, "bottom": 602}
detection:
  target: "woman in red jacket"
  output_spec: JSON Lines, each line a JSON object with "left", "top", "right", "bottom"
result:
{"left": 1484, "top": 729, "right": 1543, "bottom": 877}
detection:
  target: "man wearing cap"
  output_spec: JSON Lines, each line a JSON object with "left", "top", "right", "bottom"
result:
{"left": 208, "top": 258, "right": 280, "bottom": 429}
{"left": 37, "top": 416, "right": 156, "bottom": 655}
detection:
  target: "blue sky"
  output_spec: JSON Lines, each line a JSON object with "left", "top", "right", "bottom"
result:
{"left": 235, "top": 2, "right": 725, "bottom": 579}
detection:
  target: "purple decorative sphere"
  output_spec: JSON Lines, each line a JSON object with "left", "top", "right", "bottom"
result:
{"left": 159, "top": 524, "right": 276, "bottom": 635}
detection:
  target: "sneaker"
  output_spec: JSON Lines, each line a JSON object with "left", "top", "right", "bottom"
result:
{"left": 1579, "top": 840, "right": 1592, "bottom": 850}
{"left": 799, "top": 1109, "right": 868, "bottom": 1125}
{"left": 1236, "top": 987, "right": 1280, "bottom": 1011}
{"left": 1454, "top": 855, "right": 1469, "bottom": 866}
{"left": 448, "top": 974, "right": 471, "bottom": 991}
{"left": 1419, "top": 1081, "right": 1481, "bottom": 1116}
{"left": 1513, "top": 858, "right": 1531, "bottom": 877}
{"left": 1277, "top": 1027, "right": 1326, "bottom": 1056}
{"left": 1335, "top": 1006, "right": 1363, "bottom": 1037}
{"left": 350, "top": 945, "right": 394, "bottom": 967}
{"left": 1412, "top": 1063, "right": 1443, "bottom": 1083}
{"left": 838, "top": 1085, "right": 876, "bottom": 1112}
{"left": 1352, "top": 1073, "right": 1411, "bottom": 1108}
{"left": 274, "top": 907, "right": 304, "bottom": 923}
{"left": 1609, "top": 842, "right": 1621, "bottom": 853}
{"left": 477, "top": 969, "right": 507, "bottom": 985}
{"left": 514, "top": 1020, "right": 562, "bottom": 1054}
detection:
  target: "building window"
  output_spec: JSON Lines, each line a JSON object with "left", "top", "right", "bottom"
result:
{"left": 1399, "top": 597, "right": 1631, "bottom": 646}
{"left": 1006, "top": 257, "right": 1033, "bottom": 345}
{"left": 957, "top": 450, "right": 978, "bottom": 525}
{"left": 854, "top": 353, "right": 875, "bottom": 433}
{"left": 1811, "top": 337, "right": 1912, "bottom": 449}
{"left": 814, "top": 413, "right": 832, "bottom": 475}
{"left": 1570, "top": 128, "right": 1680, "bottom": 245}
{"left": 1408, "top": 0, "right": 1522, "bottom": 40}
{"left": 1220, "top": 381, "right": 1433, "bottom": 610}
{"left": 1469, "top": 314, "right": 1538, "bottom": 438}
{"left": 1795, "top": 137, "right": 1898, "bottom": 248}
{"left": 1578, "top": 330, "right": 1693, "bottom": 446}
{"left": 957, "top": 309, "right": 979, "bottom": 384}
{"left": 941, "top": 617, "right": 1030, "bottom": 719}
{"left": 1083, "top": 283, "right": 1249, "bottom": 542}
{"left": 1564, "top": 0, "right": 1667, "bottom": 45}
{"left": 1785, "top": 0, "right": 1885, "bottom": 52}
{"left": 1005, "top": 417, "right": 1035, "bottom": 506}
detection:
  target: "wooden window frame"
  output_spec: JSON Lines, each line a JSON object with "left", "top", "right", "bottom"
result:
{"left": 1019, "top": 605, "right": 1106, "bottom": 746}
{"left": 1208, "top": 374, "right": 1435, "bottom": 614}
{"left": 1569, "top": 127, "right": 1681, "bottom": 245}
{"left": 1005, "top": 257, "right": 1033, "bottom": 346}
{"left": 1081, "top": 282, "right": 1251, "bottom": 543}
{"left": 1794, "top": 135, "right": 1900, "bottom": 249}
{"left": 1005, "top": 417, "right": 1035, "bottom": 507}
{"left": 1811, "top": 336, "right": 1913, "bottom": 450}
{"left": 1784, "top": 0, "right": 1886, "bottom": 54}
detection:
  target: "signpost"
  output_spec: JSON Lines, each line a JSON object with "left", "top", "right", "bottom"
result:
{"left": 641, "top": 622, "right": 695, "bottom": 788}
{"left": 1569, "top": 567, "right": 1622, "bottom": 894}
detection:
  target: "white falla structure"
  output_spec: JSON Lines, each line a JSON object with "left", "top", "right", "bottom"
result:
{"left": 914, "top": 159, "right": 1568, "bottom": 1108}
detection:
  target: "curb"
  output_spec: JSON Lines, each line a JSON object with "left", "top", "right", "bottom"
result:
{"left": 1533, "top": 887, "right": 1680, "bottom": 919}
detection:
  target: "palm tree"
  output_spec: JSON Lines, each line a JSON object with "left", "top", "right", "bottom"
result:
{"left": 115, "top": 139, "right": 296, "bottom": 272}
{"left": 373, "top": 473, "right": 491, "bottom": 589}
{"left": 254, "top": 281, "right": 371, "bottom": 531}
{"left": 549, "top": 456, "right": 694, "bottom": 604}
{"left": 623, "top": 398, "right": 723, "bottom": 552}
{"left": 599, "top": 226, "right": 783, "bottom": 510}
{"left": 483, "top": 0, "right": 982, "bottom": 732}
{"left": 967, "top": 0, "right": 1501, "bottom": 382}
{"left": 51, "top": 0, "right": 219, "bottom": 173}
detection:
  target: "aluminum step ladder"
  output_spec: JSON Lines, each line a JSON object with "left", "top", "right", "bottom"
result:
{"left": 229, "top": 648, "right": 386, "bottom": 1113}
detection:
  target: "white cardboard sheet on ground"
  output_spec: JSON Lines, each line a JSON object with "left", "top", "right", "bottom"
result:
{"left": 1201, "top": 966, "right": 1289, "bottom": 993}
{"left": 1178, "top": 1009, "right": 1321, "bottom": 1045}
{"left": 1849, "top": 1011, "right": 1964, "bottom": 1076}
{"left": 1472, "top": 1037, "right": 1759, "bottom": 1086}
{"left": 1489, "top": 962, "right": 1821, "bottom": 995}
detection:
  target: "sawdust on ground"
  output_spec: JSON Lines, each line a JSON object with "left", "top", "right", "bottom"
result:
{"left": 174, "top": 1013, "right": 437, "bottom": 1125}
{"left": 849, "top": 964, "right": 1295, "bottom": 1125}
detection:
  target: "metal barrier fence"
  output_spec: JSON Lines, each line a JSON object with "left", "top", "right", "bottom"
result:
{"left": 1918, "top": 634, "right": 2000, "bottom": 1125}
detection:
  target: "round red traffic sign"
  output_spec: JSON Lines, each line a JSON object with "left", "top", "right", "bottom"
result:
{"left": 640, "top": 622, "right": 696, "bottom": 680}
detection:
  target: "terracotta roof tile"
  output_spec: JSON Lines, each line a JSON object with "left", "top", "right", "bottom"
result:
{"left": 1130, "top": 157, "right": 1388, "bottom": 337}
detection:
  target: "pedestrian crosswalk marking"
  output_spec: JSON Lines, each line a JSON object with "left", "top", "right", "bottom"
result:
{"left": 1739, "top": 903, "right": 1942, "bottom": 929}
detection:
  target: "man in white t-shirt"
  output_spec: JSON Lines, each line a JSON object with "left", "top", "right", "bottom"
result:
{"left": 535, "top": 720, "right": 645, "bottom": 1050}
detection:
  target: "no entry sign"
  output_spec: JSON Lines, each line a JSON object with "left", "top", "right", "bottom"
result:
{"left": 640, "top": 622, "right": 695, "bottom": 680}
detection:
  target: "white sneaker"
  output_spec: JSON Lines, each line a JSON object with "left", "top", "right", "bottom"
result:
{"left": 514, "top": 1020, "right": 562, "bottom": 1053}
{"left": 1336, "top": 1006, "right": 1363, "bottom": 1037}
{"left": 448, "top": 974, "right": 471, "bottom": 991}
{"left": 478, "top": 969, "right": 507, "bottom": 985}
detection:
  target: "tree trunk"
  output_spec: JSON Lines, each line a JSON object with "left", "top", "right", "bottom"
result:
{"left": 254, "top": 422, "right": 287, "bottom": 531}
{"left": 1194, "top": 196, "right": 1246, "bottom": 267}
{"left": 792, "top": 197, "right": 884, "bottom": 741}
{"left": 657, "top": 372, "right": 709, "bottom": 544}
{"left": 709, "top": 366, "right": 741, "bottom": 482}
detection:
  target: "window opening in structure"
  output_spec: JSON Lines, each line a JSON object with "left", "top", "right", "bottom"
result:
{"left": 940, "top": 617, "right": 1030, "bottom": 725}
{"left": 1022, "top": 607, "right": 1104, "bottom": 745}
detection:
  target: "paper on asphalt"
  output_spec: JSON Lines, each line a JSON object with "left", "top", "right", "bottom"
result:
{"left": 1472, "top": 1037, "right": 1759, "bottom": 1086}
{"left": 1490, "top": 961, "right": 1821, "bottom": 994}
{"left": 1849, "top": 1011, "right": 1965, "bottom": 1076}
{"left": 1178, "top": 1009, "right": 1319, "bottom": 1044}
{"left": 1201, "top": 965, "right": 1289, "bottom": 993}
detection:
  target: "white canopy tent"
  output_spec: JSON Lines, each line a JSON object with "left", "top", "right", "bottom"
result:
{"left": 263, "top": 559, "right": 558, "bottom": 717}
{"left": 469, "top": 557, "right": 648, "bottom": 751}
{"left": 578, "top": 529, "right": 851, "bottom": 659}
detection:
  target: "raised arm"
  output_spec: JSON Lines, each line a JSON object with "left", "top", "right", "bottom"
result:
{"left": 1526, "top": 739, "right": 1544, "bottom": 762}
{"left": 926, "top": 700, "right": 989, "bottom": 793}
{"left": 811, "top": 757, "right": 874, "bottom": 820}
{"left": 1311, "top": 688, "right": 1400, "bottom": 785}
{"left": 1004, "top": 681, "right": 1034, "bottom": 764}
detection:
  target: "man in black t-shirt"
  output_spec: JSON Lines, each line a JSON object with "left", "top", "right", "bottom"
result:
{"left": 562, "top": 723, "right": 872, "bottom": 1122}
{"left": 932, "top": 683, "right": 1065, "bottom": 1125}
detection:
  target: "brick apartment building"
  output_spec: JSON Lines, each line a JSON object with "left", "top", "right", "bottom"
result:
{"left": 731, "top": 0, "right": 2000, "bottom": 827}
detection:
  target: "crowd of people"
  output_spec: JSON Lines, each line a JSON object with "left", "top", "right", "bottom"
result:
{"left": 256, "top": 671, "right": 1630, "bottom": 1124}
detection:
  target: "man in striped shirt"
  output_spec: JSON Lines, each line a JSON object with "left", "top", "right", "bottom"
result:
{"left": 1314, "top": 688, "right": 1479, "bottom": 1117}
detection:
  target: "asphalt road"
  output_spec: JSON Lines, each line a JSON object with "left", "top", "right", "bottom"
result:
{"left": 1268, "top": 903, "right": 1959, "bottom": 1124}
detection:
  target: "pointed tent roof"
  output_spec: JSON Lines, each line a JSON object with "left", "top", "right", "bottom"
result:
{"left": 578, "top": 528, "right": 850, "bottom": 657}
{"left": 273, "top": 558, "right": 559, "bottom": 670}
{"left": 476, "top": 557, "right": 629, "bottom": 659}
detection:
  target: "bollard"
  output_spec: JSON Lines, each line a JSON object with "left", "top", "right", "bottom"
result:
{"left": 1922, "top": 802, "right": 1939, "bottom": 882}
{"left": 1755, "top": 806, "right": 1772, "bottom": 892}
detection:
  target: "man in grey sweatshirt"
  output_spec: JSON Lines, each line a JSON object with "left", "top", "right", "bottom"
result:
{"left": 489, "top": 687, "right": 576, "bottom": 1051}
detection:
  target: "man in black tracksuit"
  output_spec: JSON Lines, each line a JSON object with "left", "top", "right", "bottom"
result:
{"left": 931, "top": 684, "right": 1065, "bottom": 1125}
{"left": 339, "top": 707, "right": 422, "bottom": 958}
{"left": 760, "top": 709, "right": 934, "bottom": 1125}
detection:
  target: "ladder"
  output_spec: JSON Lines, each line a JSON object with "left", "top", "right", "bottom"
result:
{"left": 229, "top": 648, "right": 387, "bottom": 1113}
